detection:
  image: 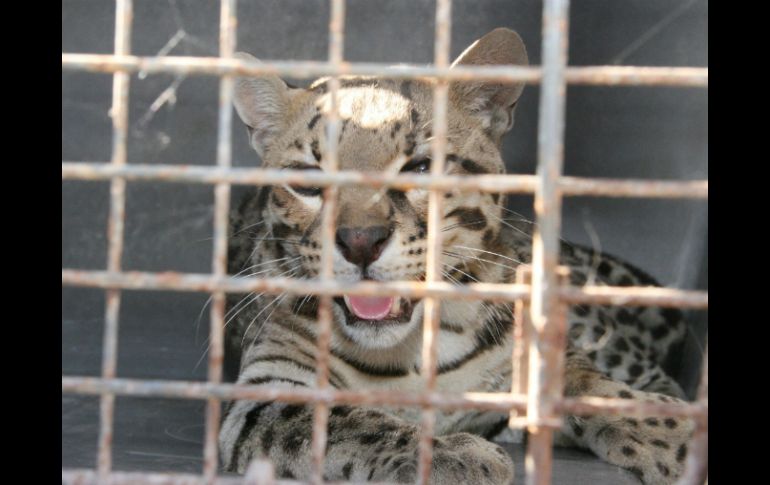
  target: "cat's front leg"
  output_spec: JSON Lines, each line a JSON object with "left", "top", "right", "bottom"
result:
{"left": 221, "top": 396, "right": 513, "bottom": 483}
{"left": 560, "top": 350, "right": 694, "bottom": 484}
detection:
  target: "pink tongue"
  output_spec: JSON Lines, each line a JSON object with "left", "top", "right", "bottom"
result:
{"left": 346, "top": 295, "right": 395, "bottom": 320}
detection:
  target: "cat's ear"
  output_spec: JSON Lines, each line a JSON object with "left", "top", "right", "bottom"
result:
{"left": 450, "top": 28, "right": 529, "bottom": 142}
{"left": 232, "top": 52, "right": 292, "bottom": 157}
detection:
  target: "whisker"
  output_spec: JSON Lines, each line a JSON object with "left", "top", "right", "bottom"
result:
{"left": 442, "top": 250, "right": 517, "bottom": 272}
{"left": 451, "top": 245, "right": 524, "bottom": 265}
{"left": 441, "top": 266, "right": 499, "bottom": 324}
{"left": 294, "top": 294, "right": 313, "bottom": 316}
{"left": 193, "top": 264, "right": 301, "bottom": 371}
{"left": 248, "top": 292, "right": 290, "bottom": 349}
{"left": 243, "top": 228, "right": 274, "bottom": 271}
{"left": 232, "top": 220, "right": 265, "bottom": 237}
{"left": 224, "top": 292, "right": 263, "bottom": 329}
{"left": 486, "top": 211, "right": 533, "bottom": 239}
{"left": 194, "top": 258, "right": 292, "bottom": 342}
{"left": 235, "top": 257, "right": 302, "bottom": 279}
{"left": 441, "top": 220, "right": 487, "bottom": 232}
{"left": 442, "top": 262, "right": 480, "bottom": 283}
{"left": 441, "top": 269, "right": 460, "bottom": 286}
{"left": 236, "top": 264, "right": 301, "bottom": 348}
{"left": 498, "top": 205, "right": 535, "bottom": 224}
{"left": 241, "top": 292, "right": 289, "bottom": 349}
{"left": 247, "top": 238, "right": 303, "bottom": 246}
{"left": 222, "top": 292, "right": 260, "bottom": 324}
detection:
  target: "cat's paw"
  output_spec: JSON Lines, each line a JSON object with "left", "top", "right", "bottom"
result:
{"left": 376, "top": 433, "right": 513, "bottom": 484}
{"left": 572, "top": 392, "right": 694, "bottom": 484}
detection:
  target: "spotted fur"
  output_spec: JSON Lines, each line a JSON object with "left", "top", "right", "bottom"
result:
{"left": 219, "top": 28, "right": 694, "bottom": 484}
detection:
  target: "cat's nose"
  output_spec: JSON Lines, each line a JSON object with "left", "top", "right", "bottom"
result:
{"left": 335, "top": 225, "right": 393, "bottom": 268}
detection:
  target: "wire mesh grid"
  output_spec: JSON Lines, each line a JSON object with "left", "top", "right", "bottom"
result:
{"left": 61, "top": 1, "right": 708, "bottom": 484}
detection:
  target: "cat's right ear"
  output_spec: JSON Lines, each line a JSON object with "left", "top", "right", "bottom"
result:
{"left": 232, "top": 52, "right": 291, "bottom": 157}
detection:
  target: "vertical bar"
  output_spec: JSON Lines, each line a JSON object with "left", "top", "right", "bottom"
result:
{"left": 677, "top": 345, "right": 708, "bottom": 485}
{"left": 203, "top": 0, "right": 236, "bottom": 482}
{"left": 97, "top": 0, "right": 132, "bottom": 481}
{"left": 245, "top": 459, "right": 276, "bottom": 485}
{"left": 510, "top": 266, "right": 532, "bottom": 427}
{"left": 310, "top": 1, "right": 345, "bottom": 483}
{"left": 416, "top": 1, "right": 451, "bottom": 484}
{"left": 527, "top": 0, "right": 571, "bottom": 484}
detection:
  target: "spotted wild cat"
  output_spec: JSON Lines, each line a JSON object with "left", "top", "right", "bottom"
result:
{"left": 218, "top": 28, "right": 694, "bottom": 484}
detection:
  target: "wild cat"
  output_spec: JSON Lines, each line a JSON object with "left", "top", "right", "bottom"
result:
{"left": 217, "top": 28, "right": 694, "bottom": 484}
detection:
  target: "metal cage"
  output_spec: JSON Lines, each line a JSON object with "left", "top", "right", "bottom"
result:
{"left": 61, "top": 1, "right": 708, "bottom": 484}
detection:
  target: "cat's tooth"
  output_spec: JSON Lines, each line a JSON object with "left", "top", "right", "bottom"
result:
{"left": 390, "top": 297, "right": 401, "bottom": 316}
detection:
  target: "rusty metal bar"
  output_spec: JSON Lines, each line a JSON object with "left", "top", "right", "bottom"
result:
{"left": 62, "top": 468, "right": 399, "bottom": 485}
{"left": 557, "top": 285, "right": 708, "bottom": 308}
{"left": 417, "top": 1, "right": 452, "bottom": 483}
{"left": 677, "top": 345, "right": 708, "bottom": 485}
{"left": 510, "top": 267, "right": 532, "bottom": 428}
{"left": 526, "top": 0, "right": 572, "bottom": 483}
{"left": 61, "top": 162, "right": 709, "bottom": 199}
{"left": 525, "top": 268, "right": 570, "bottom": 484}
{"left": 244, "top": 459, "right": 275, "bottom": 485}
{"left": 61, "top": 376, "right": 706, "bottom": 419}
{"left": 309, "top": 1, "right": 345, "bottom": 483}
{"left": 63, "top": 469, "right": 279, "bottom": 485}
{"left": 97, "top": 0, "right": 132, "bottom": 480}
{"left": 62, "top": 54, "right": 709, "bottom": 87}
{"left": 61, "top": 269, "right": 708, "bottom": 308}
{"left": 202, "top": 1, "right": 236, "bottom": 482}
{"left": 557, "top": 176, "right": 708, "bottom": 198}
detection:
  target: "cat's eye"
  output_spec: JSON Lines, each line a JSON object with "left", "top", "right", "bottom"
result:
{"left": 292, "top": 186, "right": 322, "bottom": 197}
{"left": 286, "top": 163, "right": 322, "bottom": 197}
{"left": 400, "top": 158, "right": 431, "bottom": 174}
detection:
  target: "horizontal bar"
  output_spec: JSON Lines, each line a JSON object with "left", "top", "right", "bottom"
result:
{"left": 61, "top": 269, "right": 708, "bottom": 308}
{"left": 61, "top": 469, "right": 398, "bottom": 485}
{"left": 63, "top": 376, "right": 527, "bottom": 413}
{"left": 61, "top": 376, "right": 706, "bottom": 419}
{"left": 62, "top": 469, "right": 268, "bottom": 485}
{"left": 62, "top": 54, "right": 708, "bottom": 87}
{"left": 558, "top": 285, "right": 708, "bottom": 308}
{"left": 558, "top": 177, "right": 708, "bottom": 198}
{"left": 62, "top": 269, "right": 529, "bottom": 301}
{"left": 61, "top": 163, "right": 709, "bottom": 199}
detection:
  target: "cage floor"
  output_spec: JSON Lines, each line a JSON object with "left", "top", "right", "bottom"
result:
{"left": 62, "top": 312, "right": 638, "bottom": 484}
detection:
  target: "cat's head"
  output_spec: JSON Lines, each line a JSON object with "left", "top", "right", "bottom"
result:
{"left": 233, "top": 28, "right": 528, "bottom": 348}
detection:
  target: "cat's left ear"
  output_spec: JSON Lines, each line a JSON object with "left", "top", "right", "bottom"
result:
{"left": 450, "top": 28, "right": 529, "bottom": 142}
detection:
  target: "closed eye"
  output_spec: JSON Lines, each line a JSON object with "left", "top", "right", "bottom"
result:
{"left": 400, "top": 157, "right": 431, "bottom": 174}
{"left": 285, "top": 162, "right": 322, "bottom": 196}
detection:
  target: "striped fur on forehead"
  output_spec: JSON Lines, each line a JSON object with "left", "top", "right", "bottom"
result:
{"left": 260, "top": 76, "right": 505, "bottom": 173}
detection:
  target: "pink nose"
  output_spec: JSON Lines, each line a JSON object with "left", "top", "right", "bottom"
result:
{"left": 335, "top": 226, "right": 393, "bottom": 267}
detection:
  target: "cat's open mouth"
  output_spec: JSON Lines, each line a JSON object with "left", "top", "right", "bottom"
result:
{"left": 334, "top": 295, "right": 417, "bottom": 326}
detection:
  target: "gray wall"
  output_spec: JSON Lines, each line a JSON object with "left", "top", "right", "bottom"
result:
{"left": 63, "top": 1, "right": 707, "bottom": 392}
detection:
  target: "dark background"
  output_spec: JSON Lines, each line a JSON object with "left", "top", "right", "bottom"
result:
{"left": 62, "top": 0, "right": 707, "bottom": 477}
